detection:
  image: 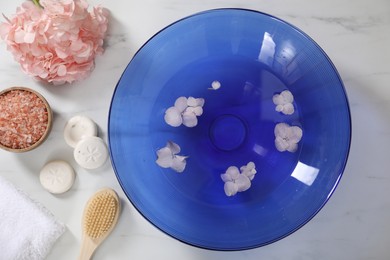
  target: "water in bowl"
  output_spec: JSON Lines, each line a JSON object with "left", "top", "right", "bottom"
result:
{"left": 150, "top": 55, "right": 303, "bottom": 206}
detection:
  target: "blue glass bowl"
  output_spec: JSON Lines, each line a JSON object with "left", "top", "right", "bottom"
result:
{"left": 108, "top": 9, "right": 351, "bottom": 250}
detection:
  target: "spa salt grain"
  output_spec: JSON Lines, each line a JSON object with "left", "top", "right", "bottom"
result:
{"left": 0, "top": 88, "right": 51, "bottom": 151}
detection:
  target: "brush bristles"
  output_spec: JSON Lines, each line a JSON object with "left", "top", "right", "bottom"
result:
{"left": 84, "top": 191, "right": 119, "bottom": 239}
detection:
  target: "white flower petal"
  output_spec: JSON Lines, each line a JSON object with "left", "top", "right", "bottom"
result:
{"left": 274, "top": 123, "right": 289, "bottom": 138}
{"left": 184, "top": 106, "right": 195, "bottom": 113}
{"left": 156, "top": 147, "right": 174, "bottom": 168}
{"left": 196, "top": 98, "right": 205, "bottom": 107}
{"left": 244, "top": 170, "right": 256, "bottom": 181}
{"left": 281, "top": 90, "right": 294, "bottom": 103}
{"left": 272, "top": 94, "right": 284, "bottom": 105}
{"left": 156, "top": 141, "right": 188, "bottom": 172}
{"left": 226, "top": 166, "right": 240, "bottom": 180}
{"left": 242, "top": 167, "right": 257, "bottom": 180}
{"left": 193, "top": 106, "right": 203, "bottom": 116}
{"left": 241, "top": 162, "right": 257, "bottom": 180}
{"left": 156, "top": 156, "right": 173, "bottom": 168}
{"left": 174, "top": 96, "right": 188, "bottom": 112}
{"left": 236, "top": 174, "right": 251, "bottom": 192}
{"left": 275, "top": 136, "right": 289, "bottom": 152}
{"left": 240, "top": 165, "right": 248, "bottom": 174}
{"left": 289, "top": 126, "right": 303, "bottom": 143}
{"left": 171, "top": 156, "right": 187, "bottom": 172}
{"left": 187, "top": 97, "right": 197, "bottom": 107}
{"left": 175, "top": 155, "right": 188, "bottom": 162}
{"left": 166, "top": 141, "right": 181, "bottom": 154}
{"left": 184, "top": 105, "right": 203, "bottom": 116}
{"left": 287, "top": 143, "right": 298, "bottom": 153}
{"left": 246, "top": 161, "right": 255, "bottom": 170}
{"left": 211, "top": 80, "right": 221, "bottom": 90}
{"left": 221, "top": 173, "right": 233, "bottom": 182}
{"left": 275, "top": 104, "right": 284, "bottom": 112}
{"left": 282, "top": 103, "right": 294, "bottom": 115}
{"left": 182, "top": 112, "right": 198, "bottom": 127}
{"left": 156, "top": 147, "right": 172, "bottom": 159}
{"left": 187, "top": 97, "right": 205, "bottom": 107}
{"left": 164, "top": 106, "right": 182, "bottom": 127}
{"left": 224, "top": 181, "right": 238, "bottom": 196}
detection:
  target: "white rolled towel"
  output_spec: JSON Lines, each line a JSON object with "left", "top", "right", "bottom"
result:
{"left": 0, "top": 176, "right": 65, "bottom": 260}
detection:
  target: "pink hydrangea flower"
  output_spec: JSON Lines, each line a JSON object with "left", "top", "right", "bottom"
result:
{"left": 0, "top": 0, "right": 109, "bottom": 85}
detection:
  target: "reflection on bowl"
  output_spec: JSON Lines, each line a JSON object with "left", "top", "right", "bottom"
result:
{"left": 108, "top": 9, "right": 351, "bottom": 250}
{"left": 0, "top": 87, "right": 52, "bottom": 153}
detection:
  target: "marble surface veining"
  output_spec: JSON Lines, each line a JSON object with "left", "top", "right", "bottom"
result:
{"left": 0, "top": 0, "right": 390, "bottom": 259}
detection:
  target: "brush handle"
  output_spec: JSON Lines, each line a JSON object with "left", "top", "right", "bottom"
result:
{"left": 78, "top": 237, "right": 98, "bottom": 260}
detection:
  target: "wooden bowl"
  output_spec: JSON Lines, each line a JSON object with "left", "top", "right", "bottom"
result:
{"left": 0, "top": 87, "right": 53, "bottom": 152}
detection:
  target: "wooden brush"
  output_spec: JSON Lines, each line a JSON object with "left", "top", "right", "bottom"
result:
{"left": 78, "top": 188, "right": 120, "bottom": 260}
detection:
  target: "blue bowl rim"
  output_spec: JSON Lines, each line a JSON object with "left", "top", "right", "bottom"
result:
{"left": 108, "top": 8, "right": 352, "bottom": 251}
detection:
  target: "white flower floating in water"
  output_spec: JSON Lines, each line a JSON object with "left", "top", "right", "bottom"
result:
{"left": 240, "top": 161, "right": 257, "bottom": 181}
{"left": 164, "top": 96, "right": 205, "bottom": 128}
{"left": 156, "top": 141, "right": 188, "bottom": 173}
{"left": 209, "top": 80, "right": 221, "bottom": 90}
{"left": 274, "top": 123, "right": 303, "bottom": 152}
{"left": 272, "top": 90, "right": 295, "bottom": 115}
{"left": 220, "top": 162, "right": 257, "bottom": 197}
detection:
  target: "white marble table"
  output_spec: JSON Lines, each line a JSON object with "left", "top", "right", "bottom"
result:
{"left": 0, "top": 0, "right": 389, "bottom": 259}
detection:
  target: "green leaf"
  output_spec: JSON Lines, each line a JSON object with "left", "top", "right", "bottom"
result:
{"left": 32, "top": 0, "right": 43, "bottom": 8}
